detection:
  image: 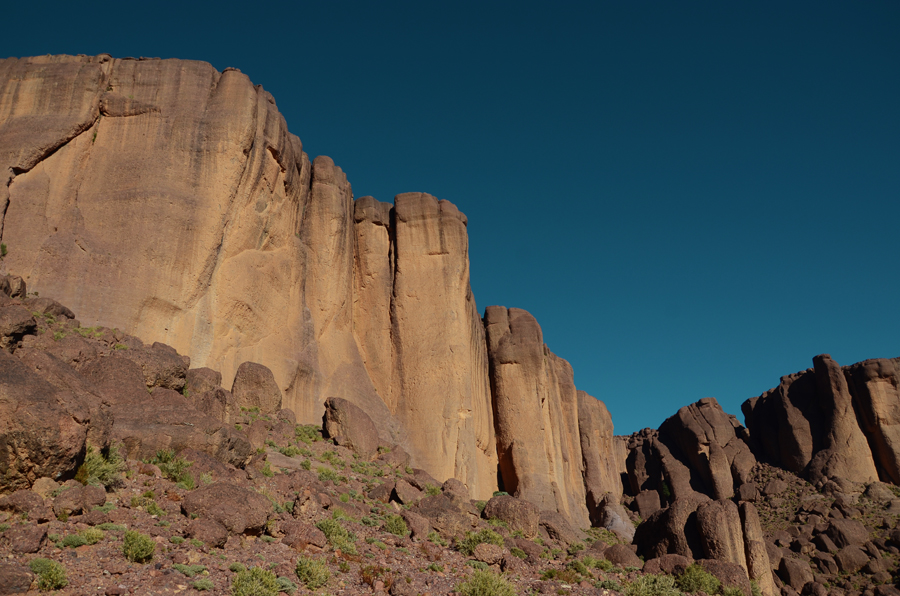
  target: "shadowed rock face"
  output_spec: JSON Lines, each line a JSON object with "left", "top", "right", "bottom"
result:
{"left": 743, "top": 354, "right": 897, "bottom": 485}
{"left": 484, "top": 306, "right": 590, "bottom": 528}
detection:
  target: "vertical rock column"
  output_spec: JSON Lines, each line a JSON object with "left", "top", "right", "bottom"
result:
{"left": 578, "top": 390, "right": 623, "bottom": 524}
{"left": 846, "top": 357, "right": 900, "bottom": 484}
{"left": 485, "top": 306, "right": 590, "bottom": 527}
{"left": 390, "top": 193, "right": 497, "bottom": 498}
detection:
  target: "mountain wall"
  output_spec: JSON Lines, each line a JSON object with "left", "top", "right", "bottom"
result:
{"left": 0, "top": 55, "right": 620, "bottom": 520}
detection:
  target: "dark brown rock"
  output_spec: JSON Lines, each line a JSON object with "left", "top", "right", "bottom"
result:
{"left": 24, "top": 297, "right": 74, "bottom": 320}
{"left": 231, "top": 362, "right": 282, "bottom": 415}
{"left": 700, "top": 559, "right": 753, "bottom": 596}
{"left": 635, "top": 490, "right": 661, "bottom": 518}
{"left": 604, "top": 543, "right": 643, "bottom": 569}
{"left": 368, "top": 481, "right": 395, "bottom": 503}
{"left": 185, "top": 518, "right": 228, "bottom": 548}
{"left": 52, "top": 484, "right": 106, "bottom": 516}
{"left": 181, "top": 482, "right": 272, "bottom": 535}
{"left": 779, "top": 558, "right": 815, "bottom": 590}
{"left": 697, "top": 499, "right": 747, "bottom": 569}
{"left": 826, "top": 519, "right": 868, "bottom": 548}
{"left": 117, "top": 343, "right": 187, "bottom": 391}
{"left": 635, "top": 491, "right": 711, "bottom": 560}
{"left": 184, "top": 368, "right": 222, "bottom": 396}
{"left": 4, "top": 523, "right": 46, "bottom": 553}
{"left": 281, "top": 520, "right": 327, "bottom": 550}
{"left": 399, "top": 510, "right": 431, "bottom": 539}
{"left": 473, "top": 542, "right": 505, "bottom": 565}
{"left": 539, "top": 510, "right": 578, "bottom": 545}
{"left": 393, "top": 479, "right": 424, "bottom": 505}
{"left": 483, "top": 495, "right": 540, "bottom": 539}
{"left": 643, "top": 553, "right": 693, "bottom": 575}
{"left": 0, "top": 305, "right": 35, "bottom": 351}
{"left": 834, "top": 546, "right": 869, "bottom": 573}
{"left": 413, "top": 494, "right": 476, "bottom": 536}
{"left": 0, "top": 563, "right": 33, "bottom": 594}
{"left": 322, "top": 397, "right": 380, "bottom": 458}
{"left": 0, "top": 490, "right": 45, "bottom": 516}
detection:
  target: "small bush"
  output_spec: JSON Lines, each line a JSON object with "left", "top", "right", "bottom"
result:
{"left": 427, "top": 530, "right": 447, "bottom": 546}
{"left": 231, "top": 566, "right": 279, "bottom": 596}
{"left": 229, "top": 562, "right": 246, "bottom": 573}
{"left": 318, "top": 467, "right": 339, "bottom": 482}
{"left": 148, "top": 449, "right": 195, "bottom": 487}
{"left": 295, "top": 425, "right": 321, "bottom": 444}
{"left": 96, "top": 522, "right": 127, "bottom": 533}
{"left": 295, "top": 556, "right": 329, "bottom": 589}
{"left": 29, "top": 558, "right": 68, "bottom": 591}
{"left": 751, "top": 580, "right": 762, "bottom": 596}
{"left": 424, "top": 484, "right": 441, "bottom": 496}
{"left": 383, "top": 514, "right": 409, "bottom": 537}
{"left": 82, "top": 528, "right": 105, "bottom": 544}
{"left": 279, "top": 445, "right": 302, "bottom": 457}
{"left": 193, "top": 578, "right": 214, "bottom": 591}
{"left": 170, "top": 536, "right": 186, "bottom": 544}
{"left": 315, "top": 518, "right": 357, "bottom": 554}
{"left": 721, "top": 587, "right": 745, "bottom": 596}
{"left": 276, "top": 576, "right": 297, "bottom": 594}
{"left": 74, "top": 444, "right": 126, "bottom": 489}
{"left": 598, "top": 579, "right": 624, "bottom": 592}
{"left": 677, "top": 564, "right": 721, "bottom": 594}
{"left": 123, "top": 530, "right": 155, "bottom": 563}
{"left": 510, "top": 547, "right": 527, "bottom": 559}
{"left": 59, "top": 533, "right": 88, "bottom": 548}
{"left": 457, "top": 529, "right": 504, "bottom": 556}
{"left": 456, "top": 569, "right": 515, "bottom": 596}
{"left": 475, "top": 500, "right": 487, "bottom": 514}
{"left": 427, "top": 563, "right": 444, "bottom": 572}
{"left": 626, "top": 574, "right": 683, "bottom": 596}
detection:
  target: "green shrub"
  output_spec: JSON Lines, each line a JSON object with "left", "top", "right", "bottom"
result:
{"left": 383, "top": 514, "right": 409, "bottom": 537}
{"left": 279, "top": 445, "right": 302, "bottom": 457}
{"left": 170, "top": 536, "right": 186, "bottom": 544}
{"left": 295, "top": 556, "right": 330, "bottom": 589}
{"left": 427, "top": 530, "right": 447, "bottom": 546}
{"left": 229, "top": 562, "right": 246, "bottom": 573}
{"left": 487, "top": 517, "right": 508, "bottom": 529}
{"left": 427, "top": 563, "right": 444, "bottom": 572}
{"left": 276, "top": 576, "right": 297, "bottom": 594}
{"left": 424, "top": 484, "right": 441, "bottom": 496}
{"left": 295, "top": 425, "right": 321, "bottom": 444}
{"left": 510, "top": 547, "right": 527, "bottom": 559}
{"left": 148, "top": 449, "right": 194, "bottom": 486}
{"left": 721, "top": 587, "right": 745, "bottom": 596}
{"left": 456, "top": 569, "right": 515, "bottom": 596}
{"left": 231, "top": 566, "right": 279, "bottom": 596}
{"left": 751, "top": 580, "right": 762, "bottom": 596}
{"left": 595, "top": 558, "right": 623, "bottom": 573}
{"left": 676, "top": 564, "right": 721, "bottom": 594}
{"left": 318, "top": 467, "right": 339, "bottom": 482}
{"left": 97, "top": 522, "right": 127, "bottom": 532}
{"left": 474, "top": 500, "right": 487, "bottom": 514}
{"left": 193, "top": 578, "right": 214, "bottom": 591}
{"left": 626, "top": 574, "right": 683, "bottom": 596}
{"left": 29, "top": 558, "right": 67, "bottom": 591}
{"left": 82, "top": 528, "right": 105, "bottom": 544}
{"left": 315, "top": 518, "right": 357, "bottom": 555}
{"left": 174, "top": 564, "right": 207, "bottom": 577}
{"left": 59, "top": 533, "right": 88, "bottom": 548}
{"left": 123, "top": 530, "right": 155, "bottom": 563}
{"left": 74, "top": 444, "right": 126, "bottom": 488}
{"left": 466, "top": 560, "right": 489, "bottom": 571}
{"left": 598, "top": 579, "right": 624, "bottom": 592}
{"left": 457, "top": 529, "right": 504, "bottom": 556}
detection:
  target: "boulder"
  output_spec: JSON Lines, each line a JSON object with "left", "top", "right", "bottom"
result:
{"left": 231, "top": 362, "right": 282, "bottom": 415}
{"left": 185, "top": 368, "right": 222, "bottom": 396}
{"left": 182, "top": 482, "right": 272, "bottom": 535}
{"left": 52, "top": 484, "right": 106, "bottom": 516}
{"left": 696, "top": 499, "right": 747, "bottom": 570}
{"left": 825, "top": 519, "right": 868, "bottom": 548}
{"left": 833, "top": 545, "right": 869, "bottom": 574}
{"left": 400, "top": 510, "right": 431, "bottom": 539}
{"left": 539, "top": 510, "right": 579, "bottom": 546}
{"left": 643, "top": 554, "right": 693, "bottom": 575}
{"left": 413, "top": 494, "right": 477, "bottom": 536}
{"left": 699, "top": 559, "right": 752, "bottom": 596}
{"left": 0, "top": 562, "right": 33, "bottom": 594}
{"left": 322, "top": 397, "right": 380, "bottom": 458}
{"left": 634, "top": 491, "right": 711, "bottom": 560}
{"left": 483, "top": 495, "right": 540, "bottom": 539}
{"left": 185, "top": 518, "right": 228, "bottom": 548}
{"left": 3, "top": 524, "right": 46, "bottom": 554}
{"left": 778, "top": 558, "right": 814, "bottom": 590}
{"left": 604, "top": 543, "right": 643, "bottom": 569}
{"left": 473, "top": 543, "right": 505, "bottom": 565}
{"left": 0, "top": 305, "right": 35, "bottom": 351}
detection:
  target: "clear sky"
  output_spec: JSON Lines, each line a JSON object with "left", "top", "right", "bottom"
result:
{"left": 4, "top": 1, "right": 898, "bottom": 435}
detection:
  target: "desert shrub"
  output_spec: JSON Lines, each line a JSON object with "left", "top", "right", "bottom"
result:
{"left": 510, "top": 547, "right": 527, "bottom": 559}
{"left": 677, "top": 564, "right": 721, "bottom": 594}
{"left": 721, "top": 587, "right": 745, "bottom": 596}
{"left": 315, "top": 518, "right": 357, "bottom": 554}
{"left": 467, "top": 560, "right": 489, "bottom": 571}
{"left": 59, "top": 533, "right": 88, "bottom": 548}
{"left": 594, "top": 558, "right": 623, "bottom": 573}
{"left": 148, "top": 449, "right": 194, "bottom": 487}
{"left": 542, "top": 568, "right": 581, "bottom": 583}
{"left": 75, "top": 444, "right": 126, "bottom": 489}
{"left": 170, "top": 536, "right": 186, "bottom": 544}
{"left": 231, "top": 566, "right": 279, "bottom": 596}
{"left": 193, "top": 578, "right": 214, "bottom": 591}
{"left": 427, "top": 563, "right": 444, "bottom": 572}
{"left": 474, "top": 500, "right": 487, "bottom": 514}
{"left": 29, "top": 558, "right": 67, "bottom": 591}
{"left": 383, "top": 514, "right": 409, "bottom": 537}
{"left": 82, "top": 528, "right": 105, "bottom": 544}
{"left": 566, "top": 559, "right": 591, "bottom": 577}
{"left": 276, "top": 576, "right": 297, "bottom": 594}
{"left": 456, "top": 529, "right": 504, "bottom": 556}
{"left": 295, "top": 425, "right": 321, "bottom": 444}
{"left": 359, "top": 565, "right": 393, "bottom": 590}
{"left": 626, "top": 574, "right": 683, "bottom": 596}
{"left": 174, "top": 564, "right": 207, "bottom": 577}
{"left": 424, "top": 483, "right": 441, "bottom": 496}
{"left": 229, "top": 562, "right": 246, "bottom": 573}
{"left": 123, "top": 530, "right": 155, "bottom": 563}
{"left": 295, "top": 556, "right": 329, "bottom": 589}
{"left": 318, "top": 467, "right": 339, "bottom": 482}
{"left": 427, "top": 530, "right": 447, "bottom": 546}
{"left": 456, "top": 569, "right": 515, "bottom": 596}
{"left": 487, "top": 517, "right": 508, "bottom": 529}
{"left": 598, "top": 579, "right": 624, "bottom": 591}
{"left": 97, "top": 522, "right": 127, "bottom": 533}
{"left": 750, "top": 580, "right": 762, "bottom": 596}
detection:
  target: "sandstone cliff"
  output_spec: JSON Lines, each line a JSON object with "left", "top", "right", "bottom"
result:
{"left": 0, "top": 55, "right": 614, "bottom": 520}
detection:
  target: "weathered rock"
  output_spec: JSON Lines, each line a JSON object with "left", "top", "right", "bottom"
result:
{"left": 483, "top": 495, "right": 540, "bottom": 539}
{"left": 368, "top": 481, "right": 395, "bottom": 503}
{"left": 322, "top": 397, "right": 380, "bottom": 458}
{"left": 635, "top": 490, "right": 662, "bottom": 519}
{"left": 0, "top": 305, "right": 35, "bottom": 351}
{"left": 826, "top": 519, "right": 869, "bottom": 548}
{"left": 281, "top": 520, "right": 327, "bottom": 550}
{"left": 0, "top": 350, "right": 96, "bottom": 493}
{"left": 635, "top": 491, "right": 711, "bottom": 560}
{"left": 845, "top": 358, "right": 900, "bottom": 484}
{"left": 778, "top": 558, "right": 814, "bottom": 590}
{"left": 485, "top": 306, "right": 589, "bottom": 527}
{"left": 413, "top": 494, "right": 477, "bottom": 536}
{"left": 578, "top": 390, "right": 622, "bottom": 524}
{"left": 833, "top": 545, "right": 869, "bottom": 573}
{"left": 389, "top": 193, "right": 497, "bottom": 497}
{"left": 185, "top": 368, "right": 222, "bottom": 396}
{"left": 700, "top": 559, "right": 752, "bottom": 596}
{"left": 740, "top": 502, "right": 777, "bottom": 596}
{"left": 3, "top": 524, "right": 46, "bottom": 554}
{"left": 539, "top": 510, "right": 579, "bottom": 545}
{"left": 0, "top": 562, "right": 33, "bottom": 594}
{"left": 399, "top": 510, "right": 431, "bottom": 539}
{"left": 186, "top": 518, "right": 228, "bottom": 548}
{"left": 182, "top": 482, "right": 271, "bottom": 535}
{"left": 658, "top": 397, "right": 756, "bottom": 500}
{"left": 0, "top": 490, "right": 45, "bottom": 517}
{"left": 597, "top": 494, "right": 636, "bottom": 542}
{"left": 473, "top": 542, "right": 505, "bottom": 565}
{"left": 52, "top": 484, "right": 106, "bottom": 516}
{"left": 696, "top": 499, "right": 747, "bottom": 571}
{"left": 643, "top": 554, "right": 693, "bottom": 575}
{"left": 231, "top": 362, "right": 282, "bottom": 415}
{"left": 604, "top": 543, "right": 643, "bottom": 569}
{"left": 23, "top": 297, "right": 74, "bottom": 320}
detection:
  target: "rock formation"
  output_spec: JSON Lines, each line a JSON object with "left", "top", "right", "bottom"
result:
{"left": 742, "top": 354, "right": 897, "bottom": 485}
{"left": 0, "top": 55, "right": 611, "bottom": 518}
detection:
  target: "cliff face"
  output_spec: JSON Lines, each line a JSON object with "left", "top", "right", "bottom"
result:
{"left": 0, "top": 55, "right": 615, "bottom": 519}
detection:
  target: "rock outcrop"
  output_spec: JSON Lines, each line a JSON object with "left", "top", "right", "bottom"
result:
{"left": 743, "top": 354, "right": 896, "bottom": 485}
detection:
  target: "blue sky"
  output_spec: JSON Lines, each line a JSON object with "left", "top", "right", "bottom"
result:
{"left": 4, "top": 1, "right": 898, "bottom": 435}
